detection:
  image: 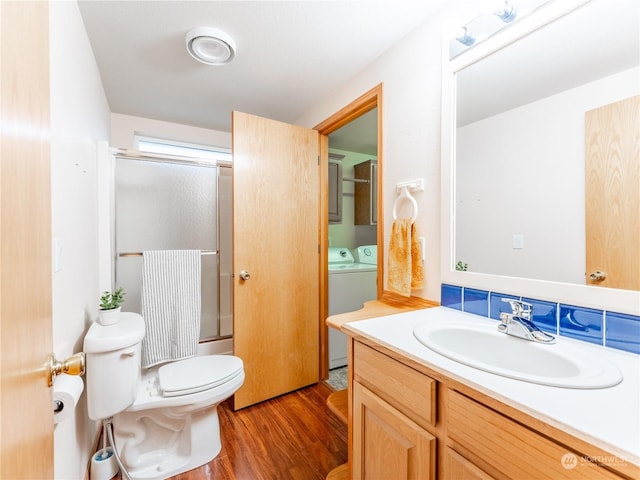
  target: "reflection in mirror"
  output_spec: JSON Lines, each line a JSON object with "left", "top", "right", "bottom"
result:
{"left": 454, "top": 0, "right": 639, "bottom": 291}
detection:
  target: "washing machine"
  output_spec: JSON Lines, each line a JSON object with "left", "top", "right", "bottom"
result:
{"left": 328, "top": 246, "right": 377, "bottom": 369}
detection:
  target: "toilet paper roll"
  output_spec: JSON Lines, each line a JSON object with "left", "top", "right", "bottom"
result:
{"left": 53, "top": 374, "right": 84, "bottom": 424}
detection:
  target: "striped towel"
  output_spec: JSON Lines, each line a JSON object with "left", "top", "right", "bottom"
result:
{"left": 141, "top": 250, "right": 201, "bottom": 368}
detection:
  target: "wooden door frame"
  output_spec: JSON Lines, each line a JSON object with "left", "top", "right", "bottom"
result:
{"left": 314, "top": 84, "right": 383, "bottom": 380}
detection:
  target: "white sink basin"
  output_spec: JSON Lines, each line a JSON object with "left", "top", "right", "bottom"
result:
{"left": 413, "top": 319, "right": 622, "bottom": 389}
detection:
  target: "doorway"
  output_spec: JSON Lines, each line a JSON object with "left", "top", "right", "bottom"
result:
{"left": 315, "top": 84, "right": 383, "bottom": 380}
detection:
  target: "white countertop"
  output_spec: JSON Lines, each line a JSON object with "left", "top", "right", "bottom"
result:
{"left": 342, "top": 307, "right": 640, "bottom": 464}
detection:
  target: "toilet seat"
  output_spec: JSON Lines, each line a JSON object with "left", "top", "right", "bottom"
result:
{"left": 159, "top": 355, "right": 244, "bottom": 397}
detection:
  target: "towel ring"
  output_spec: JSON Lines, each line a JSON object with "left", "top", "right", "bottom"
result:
{"left": 392, "top": 187, "right": 418, "bottom": 222}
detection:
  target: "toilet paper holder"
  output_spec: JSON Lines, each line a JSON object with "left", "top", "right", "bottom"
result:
{"left": 47, "top": 352, "right": 85, "bottom": 387}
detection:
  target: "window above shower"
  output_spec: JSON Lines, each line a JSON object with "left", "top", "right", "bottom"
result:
{"left": 134, "top": 135, "right": 232, "bottom": 164}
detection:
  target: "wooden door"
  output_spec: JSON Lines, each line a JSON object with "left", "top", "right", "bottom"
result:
{"left": 585, "top": 95, "right": 640, "bottom": 290}
{"left": 352, "top": 382, "right": 436, "bottom": 480}
{"left": 232, "top": 111, "right": 320, "bottom": 409}
{"left": 1, "top": 1, "right": 54, "bottom": 478}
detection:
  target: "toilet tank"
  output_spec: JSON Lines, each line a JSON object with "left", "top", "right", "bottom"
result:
{"left": 83, "top": 312, "right": 145, "bottom": 420}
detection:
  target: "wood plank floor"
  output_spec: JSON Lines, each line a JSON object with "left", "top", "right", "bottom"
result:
{"left": 119, "top": 382, "right": 347, "bottom": 480}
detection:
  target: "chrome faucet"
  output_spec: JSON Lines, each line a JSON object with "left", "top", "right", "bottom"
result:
{"left": 498, "top": 299, "right": 555, "bottom": 344}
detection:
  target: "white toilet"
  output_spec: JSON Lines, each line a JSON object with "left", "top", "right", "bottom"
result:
{"left": 84, "top": 312, "right": 244, "bottom": 480}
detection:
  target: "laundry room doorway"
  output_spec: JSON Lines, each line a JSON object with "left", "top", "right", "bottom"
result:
{"left": 315, "top": 84, "right": 382, "bottom": 380}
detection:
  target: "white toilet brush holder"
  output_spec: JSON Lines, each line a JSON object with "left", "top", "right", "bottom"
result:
{"left": 90, "top": 447, "right": 119, "bottom": 480}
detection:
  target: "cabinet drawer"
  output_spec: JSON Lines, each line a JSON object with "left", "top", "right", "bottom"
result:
{"left": 354, "top": 341, "right": 435, "bottom": 429}
{"left": 448, "top": 390, "right": 624, "bottom": 479}
{"left": 445, "top": 447, "right": 495, "bottom": 480}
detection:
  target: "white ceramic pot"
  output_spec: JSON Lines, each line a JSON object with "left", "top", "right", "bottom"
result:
{"left": 97, "top": 307, "right": 121, "bottom": 326}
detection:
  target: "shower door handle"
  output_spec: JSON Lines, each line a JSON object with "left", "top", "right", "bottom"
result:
{"left": 239, "top": 270, "right": 251, "bottom": 281}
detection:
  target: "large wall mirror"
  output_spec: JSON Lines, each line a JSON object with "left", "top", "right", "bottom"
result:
{"left": 441, "top": 0, "right": 640, "bottom": 313}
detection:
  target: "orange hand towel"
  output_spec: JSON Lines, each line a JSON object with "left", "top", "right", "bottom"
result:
{"left": 388, "top": 218, "right": 424, "bottom": 297}
{"left": 410, "top": 222, "right": 424, "bottom": 290}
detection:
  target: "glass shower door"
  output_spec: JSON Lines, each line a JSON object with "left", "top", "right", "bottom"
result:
{"left": 114, "top": 156, "right": 222, "bottom": 341}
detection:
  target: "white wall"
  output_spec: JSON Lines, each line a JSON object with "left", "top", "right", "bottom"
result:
{"left": 111, "top": 113, "right": 231, "bottom": 150}
{"left": 297, "top": 2, "right": 484, "bottom": 301}
{"left": 49, "top": 2, "right": 111, "bottom": 479}
{"left": 456, "top": 67, "right": 639, "bottom": 284}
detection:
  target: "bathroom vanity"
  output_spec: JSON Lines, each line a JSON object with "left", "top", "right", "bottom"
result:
{"left": 326, "top": 302, "right": 640, "bottom": 480}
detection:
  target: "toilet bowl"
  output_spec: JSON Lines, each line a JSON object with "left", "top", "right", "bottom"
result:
{"left": 84, "top": 313, "right": 244, "bottom": 480}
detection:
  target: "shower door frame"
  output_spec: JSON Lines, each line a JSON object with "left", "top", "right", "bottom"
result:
{"left": 111, "top": 150, "right": 233, "bottom": 343}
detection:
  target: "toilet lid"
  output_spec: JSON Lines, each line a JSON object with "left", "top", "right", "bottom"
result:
{"left": 158, "top": 355, "right": 243, "bottom": 397}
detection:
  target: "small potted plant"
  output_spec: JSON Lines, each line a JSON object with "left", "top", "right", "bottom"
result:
{"left": 455, "top": 261, "right": 469, "bottom": 272}
{"left": 98, "top": 287, "right": 125, "bottom": 326}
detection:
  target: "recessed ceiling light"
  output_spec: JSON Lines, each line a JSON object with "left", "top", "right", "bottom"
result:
{"left": 185, "top": 27, "right": 236, "bottom": 66}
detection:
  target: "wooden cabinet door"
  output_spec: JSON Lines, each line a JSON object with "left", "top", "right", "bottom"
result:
{"left": 328, "top": 158, "right": 342, "bottom": 223}
{"left": 354, "top": 160, "right": 377, "bottom": 225}
{"left": 353, "top": 381, "right": 435, "bottom": 480}
{"left": 232, "top": 111, "right": 320, "bottom": 409}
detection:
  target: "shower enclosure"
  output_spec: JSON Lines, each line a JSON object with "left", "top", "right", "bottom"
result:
{"left": 113, "top": 154, "right": 232, "bottom": 341}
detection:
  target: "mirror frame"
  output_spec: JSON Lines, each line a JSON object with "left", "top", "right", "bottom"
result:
{"left": 440, "top": 0, "right": 640, "bottom": 315}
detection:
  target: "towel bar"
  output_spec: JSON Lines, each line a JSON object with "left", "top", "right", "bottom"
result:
{"left": 392, "top": 187, "right": 418, "bottom": 222}
{"left": 119, "top": 250, "right": 218, "bottom": 257}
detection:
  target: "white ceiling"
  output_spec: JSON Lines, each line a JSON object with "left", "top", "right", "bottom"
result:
{"left": 79, "top": 1, "right": 637, "bottom": 154}
{"left": 78, "top": 0, "right": 450, "bottom": 141}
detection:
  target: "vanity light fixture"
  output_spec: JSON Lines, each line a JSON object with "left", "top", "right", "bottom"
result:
{"left": 495, "top": 1, "right": 518, "bottom": 22}
{"left": 456, "top": 26, "right": 476, "bottom": 46}
{"left": 185, "top": 27, "right": 236, "bottom": 66}
{"left": 450, "top": 0, "right": 548, "bottom": 58}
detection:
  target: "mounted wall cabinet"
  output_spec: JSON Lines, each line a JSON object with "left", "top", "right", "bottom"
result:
{"left": 328, "top": 154, "right": 344, "bottom": 224}
{"left": 354, "top": 160, "right": 377, "bottom": 225}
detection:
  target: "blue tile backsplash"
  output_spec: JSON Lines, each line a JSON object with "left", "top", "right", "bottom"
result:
{"left": 524, "top": 298, "right": 558, "bottom": 335}
{"left": 441, "top": 284, "right": 462, "bottom": 310}
{"left": 606, "top": 311, "right": 640, "bottom": 354}
{"left": 463, "top": 288, "right": 488, "bottom": 317}
{"left": 441, "top": 283, "right": 640, "bottom": 355}
{"left": 559, "top": 304, "right": 603, "bottom": 345}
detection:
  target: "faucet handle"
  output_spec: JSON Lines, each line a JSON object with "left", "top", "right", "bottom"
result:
{"left": 501, "top": 298, "right": 532, "bottom": 319}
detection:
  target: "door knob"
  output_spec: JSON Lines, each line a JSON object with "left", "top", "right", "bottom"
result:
{"left": 46, "top": 352, "right": 85, "bottom": 387}
{"left": 239, "top": 270, "right": 251, "bottom": 281}
{"left": 589, "top": 271, "right": 607, "bottom": 282}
